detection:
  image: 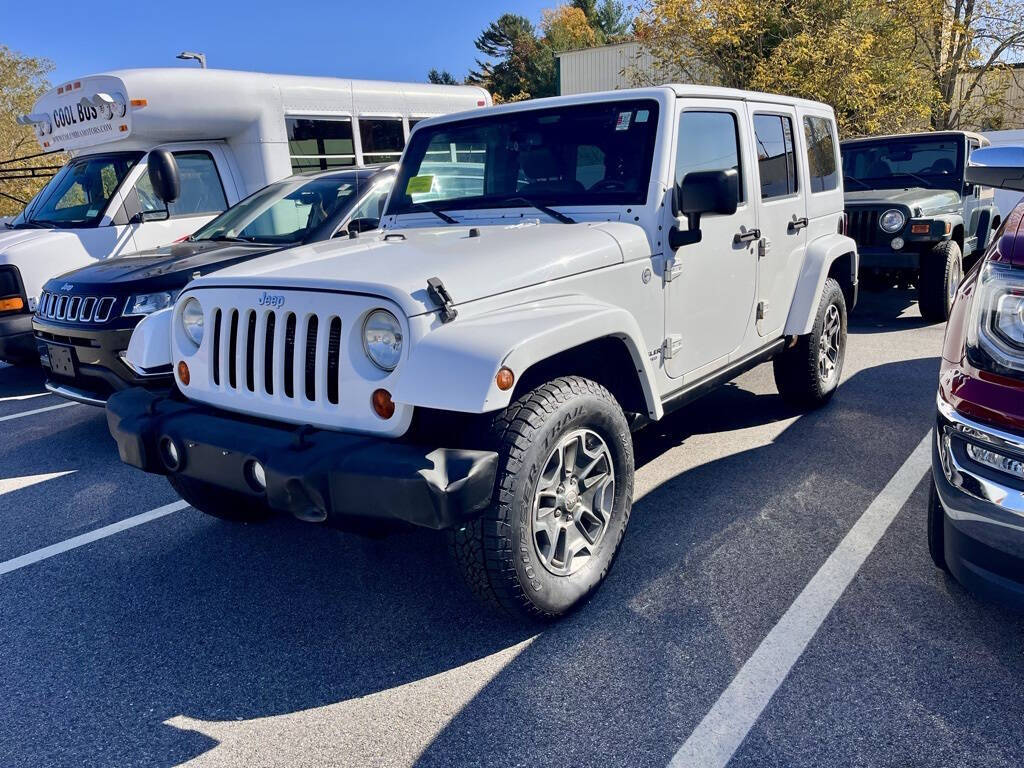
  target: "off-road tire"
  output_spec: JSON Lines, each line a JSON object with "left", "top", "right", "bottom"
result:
{"left": 168, "top": 474, "right": 272, "bottom": 522}
{"left": 773, "top": 277, "right": 847, "bottom": 408}
{"left": 448, "top": 376, "right": 634, "bottom": 621}
{"left": 918, "top": 240, "right": 962, "bottom": 323}
{"left": 927, "top": 478, "right": 949, "bottom": 572}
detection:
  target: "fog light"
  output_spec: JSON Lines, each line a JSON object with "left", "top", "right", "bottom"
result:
{"left": 966, "top": 443, "right": 1024, "bottom": 479}
{"left": 159, "top": 436, "right": 182, "bottom": 471}
{"left": 372, "top": 388, "right": 395, "bottom": 419}
{"left": 891, "top": 237, "right": 904, "bottom": 250}
{"left": 246, "top": 460, "right": 267, "bottom": 491}
{"left": 177, "top": 360, "right": 190, "bottom": 386}
{"left": 495, "top": 366, "right": 515, "bottom": 391}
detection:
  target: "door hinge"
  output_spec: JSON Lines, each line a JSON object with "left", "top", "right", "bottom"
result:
{"left": 758, "top": 238, "right": 769, "bottom": 259}
{"left": 663, "top": 334, "right": 683, "bottom": 359}
{"left": 756, "top": 301, "right": 768, "bottom": 321}
{"left": 664, "top": 260, "right": 684, "bottom": 283}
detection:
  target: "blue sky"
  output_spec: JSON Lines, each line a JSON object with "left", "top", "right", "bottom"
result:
{"left": 5, "top": 1, "right": 555, "bottom": 85}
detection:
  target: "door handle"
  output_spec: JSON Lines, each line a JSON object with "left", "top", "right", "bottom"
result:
{"left": 734, "top": 228, "right": 761, "bottom": 244}
{"left": 788, "top": 217, "right": 809, "bottom": 232}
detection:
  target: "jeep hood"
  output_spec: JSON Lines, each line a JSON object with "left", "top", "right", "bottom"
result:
{"left": 191, "top": 222, "right": 647, "bottom": 317}
{"left": 844, "top": 187, "right": 961, "bottom": 215}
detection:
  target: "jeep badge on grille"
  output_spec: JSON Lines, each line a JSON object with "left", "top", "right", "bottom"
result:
{"left": 257, "top": 292, "right": 285, "bottom": 308}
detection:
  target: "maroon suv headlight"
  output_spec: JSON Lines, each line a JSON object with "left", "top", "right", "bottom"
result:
{"left": 967, "top": 262, "right": 1024, "bottom": 374}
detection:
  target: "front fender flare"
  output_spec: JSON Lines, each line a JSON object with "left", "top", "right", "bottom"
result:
{"left": 392, "top": 297, "right": 662, "bottom": 418}
{"left": 783, "top": 234, "right": 858, "bottom": 336}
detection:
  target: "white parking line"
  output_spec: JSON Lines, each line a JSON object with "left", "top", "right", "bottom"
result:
{"left": 0, "top": 402, "right": 77, "bottom": 423}
{"left": 0, "top": 500, "right": 189, "bottom": 577}
{"left": 669, "top": 431, "right": 932, "bottom": 768}
{"left": 0, "top": 392, "right": 49, "bottom": 403}
{"left": 0, "top": 471, "right": 76, "bottom": 496}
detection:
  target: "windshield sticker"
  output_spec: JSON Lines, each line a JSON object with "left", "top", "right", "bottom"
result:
{"left": 635, "top": 109, "right": 650, "bottom": 123}
{"left": 86, "top": 209, "right": 99, "bottom": 217}
{"left": 615, "top": 111, "right": 632, "bottom": 131}
{"left": 406, "top": 175, "right": 434, "bottom": 195}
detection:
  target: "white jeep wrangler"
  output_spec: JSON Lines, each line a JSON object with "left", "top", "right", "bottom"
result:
{"left": 107, "top": 86, "right": 858, "bottom": 620}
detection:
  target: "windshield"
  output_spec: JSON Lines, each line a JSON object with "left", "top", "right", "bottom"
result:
{"left": 191, "top": 175, "right": 361, "bottom": 244}
{"left": 11, "top": 152, "right": 141, "bottom": 228}
{"left": 387, "top": 99, "right": 660, "bottom": 217}
{"left": 841, "top": 136, "right": 964, "bottom": 190}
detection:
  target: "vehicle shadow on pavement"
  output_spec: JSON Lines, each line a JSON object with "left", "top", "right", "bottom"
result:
{"left": 849, "top": 286, "right": 936, "bottom": 333}
{"left": 0, "top": 362, "right": 46, "bottom": 398}
{"left": 1, "top": 354, "right": 960, "bottom": 768}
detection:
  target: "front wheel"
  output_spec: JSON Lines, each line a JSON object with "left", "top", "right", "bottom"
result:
{"left": 773, "top": 277, "right": 847, "bottom": 408}
{"left": 918, "top": 240, "right": 962, "bottom": 322}
{"left": 449, "top": 376, "right": 634, "bottom": 621}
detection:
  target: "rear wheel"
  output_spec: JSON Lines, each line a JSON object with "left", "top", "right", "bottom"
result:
{"left": 927, "top": 478, "right": 949, "bottom": 572}
{"left": 449, "top": 376, "right": 634, "bottom": 621}
{"left": 168, "top": 474, "right": 272, "bottom": 522}
{"left": 773, "top": 277, "right": 847, "bottom": 408}
{"left": 918, "top": 240, "right": 962, "bottom": 322}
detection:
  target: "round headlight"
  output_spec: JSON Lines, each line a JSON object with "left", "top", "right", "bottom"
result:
{"left": 362, "top": 309, "right": 403, "bottom": 371}
{"left": 879, "top": 209, "right": 906, "bottom": 233}
{"left": 181, "top": 297, "right": 204, "bottom": 346}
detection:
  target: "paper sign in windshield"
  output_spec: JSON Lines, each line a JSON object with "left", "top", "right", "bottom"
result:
{"left": 615, "top": 111, "right": 632, "bottom": 131}
{"left": 406, "top": 175, "right": 434, "bottom": 195}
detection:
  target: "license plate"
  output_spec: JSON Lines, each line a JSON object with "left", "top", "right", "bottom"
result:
{"left": 47, "top": 344, "right": 75, "bottom": 377}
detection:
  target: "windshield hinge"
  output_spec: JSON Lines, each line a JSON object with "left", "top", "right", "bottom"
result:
{"left": 427, "top": 277, "right": 458, "bottom": 323}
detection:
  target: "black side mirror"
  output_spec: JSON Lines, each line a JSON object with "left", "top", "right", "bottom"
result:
{"left": 147, "top": 149, "right": 180, "bottom": 204}
{"left": 963, "top": 181, "right": 977, "bottom": 197}
{"left": 346, "top": 217, "right": 380, "bottom": 234}
{"left": 966, "top": 146, "right": 1024, "bottom": 192}
{"left": 670, "top": 169, "right": 740, "bottom": 249}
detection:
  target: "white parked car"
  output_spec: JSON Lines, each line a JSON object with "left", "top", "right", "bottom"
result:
{"left": 108, "top": 85, "right": 858, "bottom": 619}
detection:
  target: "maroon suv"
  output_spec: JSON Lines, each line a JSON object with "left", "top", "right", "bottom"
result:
{"left": 930, "top": 145, "right": 1024, "bottom": 605}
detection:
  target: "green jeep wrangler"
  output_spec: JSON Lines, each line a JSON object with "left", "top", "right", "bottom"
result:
{"left": 841, "top": 131, "right": 1000, "bottom": 321}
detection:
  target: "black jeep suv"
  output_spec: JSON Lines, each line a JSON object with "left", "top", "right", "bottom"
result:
{"left": 841, "top": 131, "right": 1001, "bottom": 321}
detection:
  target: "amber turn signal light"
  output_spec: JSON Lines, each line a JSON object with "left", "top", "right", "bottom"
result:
{"left": 177, "top": 361, "right": 190, "bottom": 386}
{"left": 0, "top": 297, "right": 25, "bottom": 312}
{"left": 495, "top": 366, "right": 515, "bottom": 391}
{"left": 372, "top": 388, "right": 395, "bottom": 419}
{"left": 910, "top": 223, "right": 930, "bottom": 234}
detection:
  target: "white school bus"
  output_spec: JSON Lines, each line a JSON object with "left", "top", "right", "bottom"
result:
{"left": 0, "top": 67, "right": 490, "bottom": 364}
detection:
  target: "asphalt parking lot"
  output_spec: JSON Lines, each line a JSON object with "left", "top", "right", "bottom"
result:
{"left": 2, "top": 289, "right": 1023, "bottom": 768}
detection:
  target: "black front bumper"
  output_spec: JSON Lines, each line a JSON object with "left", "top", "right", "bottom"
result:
{"left": 0, "top": 312, "right": 36, "bottom": 361}
{"left": 33, "top": 318, "right": 171, "bottom": 404}
{"left": 106, "top": 388, "right": 499, "bottom": 530}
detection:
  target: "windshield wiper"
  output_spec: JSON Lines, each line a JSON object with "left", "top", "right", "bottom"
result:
{"left": 843, "top": 175, "right": 872, "bottom": 190}
{"left": 406, "top": 202, "right": 459, "bottom": 224}
{"left": 893, "top": 171, "right": 933, "bottom": 188}
{"left": 500, "top": 196, "right": 575, "bottom": 224}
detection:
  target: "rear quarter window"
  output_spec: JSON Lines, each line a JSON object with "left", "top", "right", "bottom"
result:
{"left": 803, "top": 116, "right": 839, "bottom": 193}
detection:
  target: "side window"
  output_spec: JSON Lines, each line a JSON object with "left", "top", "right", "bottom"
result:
{"left": 347, "top": 179, "right": 394, "bottom": 222}
{"left": 676, "top": 111, "right": 744, "bottom": 203}
{"left": 753, "top": 114, "right": 798, "bottom": 199}
{"left": 136, "top": 151, "right": 227, "bottom": 217}
{"left": 359, "top": 118, "right": 405, "bottom": 165}
{"left": 803, "top": 116, "right": 838, "bottom": 193}
{"left": 287, "top": 118, "right": 356, "bottom": 173}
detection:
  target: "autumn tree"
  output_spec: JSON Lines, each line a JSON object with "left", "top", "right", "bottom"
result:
{"left": 906, "top": 0, "right": 1024, "bottom": 130}
{"left": 637, "top": 0, "right": 936, "bottom": 135}
{"left": 465, "top": 3, "right": 635, "bottom": 101}
{"left": 0, "top": 46, "right": 58, "bottom": 217}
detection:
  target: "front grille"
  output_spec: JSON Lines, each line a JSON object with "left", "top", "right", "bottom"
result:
{"left": 38, "top": 291, "right": 117, "bottom": 323}
{"left": 210, "top": 305, "right": 342, "bottom": 406}
{"left": 845, "top": 208, "right": 883, "bottom": 248}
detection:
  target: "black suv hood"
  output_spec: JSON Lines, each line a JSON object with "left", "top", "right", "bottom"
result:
{"left": 47, "top": 240, "right": 279, "bottom": 294}
{"left": 844, "top": 187, "right": 961, "bottom": 216}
